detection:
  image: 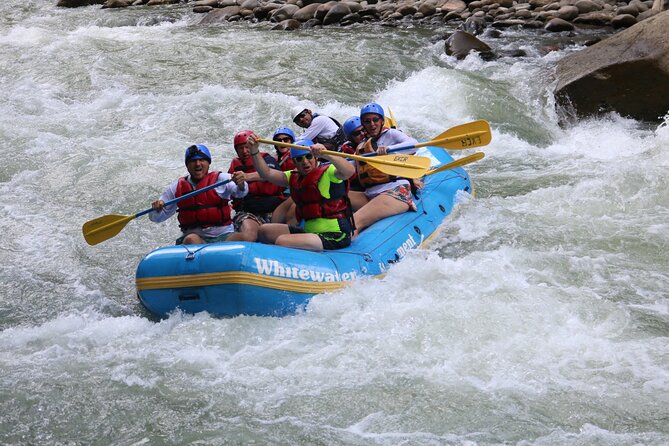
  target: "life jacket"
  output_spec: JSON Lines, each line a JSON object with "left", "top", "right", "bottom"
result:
{"left": 339, "top": 141, "right": 356, "bottom": 155}
{"left": 355, "top": 133, "right": 398, "bottom": 188}
{"left": 312, "top": 114, "right": 347, "bottom": 150}
{"left": 277, "top": 151, "right": 296, "bottom": 171}
{"left": 176, "top": 172, "right": 232, "bottom": 231}
{"left": 228, "top": 154, "right": 286, "bottom": 214}
{"left": 289, "top": 164, "right": 351, "bottom": 224}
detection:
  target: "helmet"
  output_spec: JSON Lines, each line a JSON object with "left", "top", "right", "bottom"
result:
{"left": 360, "top": 102, "right": 384, "bottom": 119}
{"left": 272, "top": 127, "right": 295, "bottom": 142}
{"left": 343, "top": 116, "right": 363, "bottom": 138}
{"left": 292, "top": 106, "right": 309, "bottom": 123}
{"left": 233, "top": 130, "right": 253, "bottom": 147}
{"left": 184, "top": 144, "right": 211, "bottom": 165}
{"left": 291, "top": 138, "right": 314, "bottom": 158}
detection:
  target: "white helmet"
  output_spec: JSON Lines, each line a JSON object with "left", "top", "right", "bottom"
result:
{"left": 292, "top": 105, "right": 308, "bottom": 121}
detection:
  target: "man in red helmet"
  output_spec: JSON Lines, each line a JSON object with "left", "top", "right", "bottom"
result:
{"left": 226, "top": 130, "right": 287, "bottom": 242}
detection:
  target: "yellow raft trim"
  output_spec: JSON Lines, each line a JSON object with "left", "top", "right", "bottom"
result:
{"left": 136, "top": 271, "right": 351, "bottom": 294}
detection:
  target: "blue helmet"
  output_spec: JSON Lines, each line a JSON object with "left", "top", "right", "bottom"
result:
{"left": 291, "top": 138, "right": 314, "bottom": 158}
{"left": 273, "top": 127, "right": 295, "bottom": 142}
{"left": 360, "top": 102, "right": 385, "bottom": 119}
{"left": 343, "top": 116, "right": 363, "bottom": 138}
{"left": 184, "top": 144, "right": 211, "bottom": 165}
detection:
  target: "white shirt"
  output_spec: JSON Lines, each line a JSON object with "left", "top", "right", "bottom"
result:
{"left": 300, "top": 114, "right": 340, "bottom": 142}
{"left": 149, "top": 172, "right": 248, "bottom": 237}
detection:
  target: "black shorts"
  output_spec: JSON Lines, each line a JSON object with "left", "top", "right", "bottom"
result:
{"left": 288, "top": 226, "right": 351, "bottom": 250}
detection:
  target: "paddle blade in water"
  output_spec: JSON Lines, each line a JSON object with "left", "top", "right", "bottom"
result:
{"left": 82, "top": 214, "right": 135, "bottom": 246}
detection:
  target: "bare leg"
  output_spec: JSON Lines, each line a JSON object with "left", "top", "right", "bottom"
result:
{"left": 271, "top": 198, "right": 293, "bottom": 223}
{"left": 275, "top": 233, "right": 324, "bottom": 251}
{"left": 227, "top": 219, "right": 261, "bottom": 242}
{"left": 182, "top": 233, "right": 206, "bottom": 244}
{"left": 348, "top": 191, "right": 369, "bottom": 212}
{"left": 258, "top": 223, "right": 291, "bottom": 244}
{"left": 352, "top": 194, "right": 409, "bottom": 238}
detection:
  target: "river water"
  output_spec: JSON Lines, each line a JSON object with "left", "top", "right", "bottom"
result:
{"left": 1, "top": 1, "right": 668, "bottom": 445}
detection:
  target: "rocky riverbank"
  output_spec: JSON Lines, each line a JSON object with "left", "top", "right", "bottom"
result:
{"left": 58, "top": 0, "right": 668, "bottom": 33}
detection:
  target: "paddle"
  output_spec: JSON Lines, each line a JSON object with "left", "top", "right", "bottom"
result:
{"left": 82, "top": 179, "right": 232, "bottom": 246}
{"left": 425, "top": 152, "right": 485, "bottom": 176}
{"left": 257, "top": 138, "right": 431, "bottom": 179}
{"left": 386, "top": 120, "right": 492, "bottom": 154}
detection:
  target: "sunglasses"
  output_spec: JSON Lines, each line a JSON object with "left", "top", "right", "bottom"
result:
{"left": 294, "top": 111, "right": 308, "bottom": 121}
{"left": 362, "top": 116, "right": 383, "bottom": 125}
{"left": 292, "top": 153, "right": 314, "bottom": 163}
{"left": 274, "top": 137, "right": 293, "bottom": 143}
{"left": 350, "top": 128, "right": 366, "bottom": 138}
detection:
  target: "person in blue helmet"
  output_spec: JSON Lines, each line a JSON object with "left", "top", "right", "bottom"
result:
{"left": 245, "top": 132, "right": 356, "bottom": 251}
{"left": 149, "top": 144, "right": 248, "bottom": 245}
{"left": 338, "top": 116, "right": 369, "bottom": 211}
{"left": 352, "top": 102, "right": 419, "bottom": 238}
{"left": 272, "top": 127, "right": 297, "bottom": 171}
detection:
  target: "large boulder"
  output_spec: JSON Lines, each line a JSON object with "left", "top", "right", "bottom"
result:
{"left": 554, "top": 10, "right": 669, "bottom": 122}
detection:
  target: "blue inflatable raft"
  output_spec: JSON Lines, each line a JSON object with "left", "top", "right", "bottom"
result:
{"left": 136, "top": 146, "right": 473, "bottom": 318}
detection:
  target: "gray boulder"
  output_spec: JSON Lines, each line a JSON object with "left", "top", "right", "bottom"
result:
{"left": 554, "top": 10, "right": 669, "bottom": 122}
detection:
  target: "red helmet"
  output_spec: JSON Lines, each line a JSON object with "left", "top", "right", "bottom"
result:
{"left": 233, "top": 130, "right": 253, "bottom": 147}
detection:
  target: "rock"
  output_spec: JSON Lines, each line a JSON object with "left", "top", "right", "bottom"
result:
{"left": 441, "top": 0, "right": 467, "bottom": 13}
{"left": 102, "top": 0, "right": 131, "bottom": 7}
{"left": 574, "top": 0, "right": 602, "bottom": 13}
{"left": 56, "top": 0, "right": 104, "bottom": 6}
{"left": 572, "top": 10, "right": 614, "bottom": 25}
{"left": 445, "top": 30, "right": 495, "bottom": 59}
{"left": 323, "top": 2, "right": 351, "bottom": 24}
{"left": 199, "top": 6, "right": 242, "bottom": 24}
{"left": 193, "top": 5, "right": 214, "bottom": 13}
{"left": 271, "top": 19, "right": 302, "bottom": 29}
{"left": 557, "top": 5, "right": 579, "bottom": 20}
{"left": 611, "top": 13, "right": 637, "bottom": 27}
{"left": 293, "top": 3, "right": 321, "bottom": 21}
{"left": 545, "top": 17, "right": 575, "bottom": 30}
{"left": 554, "top": 10, "right": 669, "bottom": 122}
{"left": 270, "top": 4, "right": 300, "bottom": 21}
{"left": 461, "top": 15, "right": 487, "bottom": 34}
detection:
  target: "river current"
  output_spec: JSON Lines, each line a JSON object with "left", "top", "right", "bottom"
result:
{"left": 1, "top": 1, "right": 668, "bottom": 445}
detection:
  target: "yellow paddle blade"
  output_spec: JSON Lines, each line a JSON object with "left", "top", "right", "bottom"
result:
{"left": 354, "top": 153, "right": 432, "bottom": 179}
{"left": 385, "top": 107, "right": 398, "bottom": 129}
{"left": 426, "top": 152, "right": 485, "bottom": 176}
{"left": 82, "top": 214, "right": 136, "bottom": 246}
{"left": 429, "top": 120, "right": 492, "bottom": 150}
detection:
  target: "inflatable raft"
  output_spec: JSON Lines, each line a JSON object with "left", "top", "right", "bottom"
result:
{"left": 135, "top": 145, "right": 474, "bottom": 318}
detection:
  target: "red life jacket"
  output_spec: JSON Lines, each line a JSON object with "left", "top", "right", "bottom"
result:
{"left": 228, "top": 154, "right": 286, "bottom": 214}
{"left": 228, "top": 154, "right": 285, "bottom": 198}
{"left": 289, "top": 164, "right": 350, "bottom": 222}
{"left": 277, "top": 151, "right": 296, "bottom": 171}
{"left": 175, "top": 172, "right": 232, "bottom": 231}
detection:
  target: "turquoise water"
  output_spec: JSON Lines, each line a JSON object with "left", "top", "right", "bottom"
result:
{"left": 1, "top": 2, "right": 668, "bottom": 444}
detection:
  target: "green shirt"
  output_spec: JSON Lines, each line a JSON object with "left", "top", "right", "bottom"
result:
{"left": 285, "top": 164, "right": 345, "bottom": 234}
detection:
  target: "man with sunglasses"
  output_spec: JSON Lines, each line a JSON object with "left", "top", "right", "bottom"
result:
{"left": 226, "top": 130, "right": 287, "bottom": 242}
{"left": 352, "top": 102, "right": 419, "bottom": 238}
{"left": 291, "top": 106, "right": 346, "bottom": 151}
{"left": 245, "top": 133, "right": 356, "bottom": 251}
{"left": 149, "top": 144, "right": 248, "bottom": 245}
